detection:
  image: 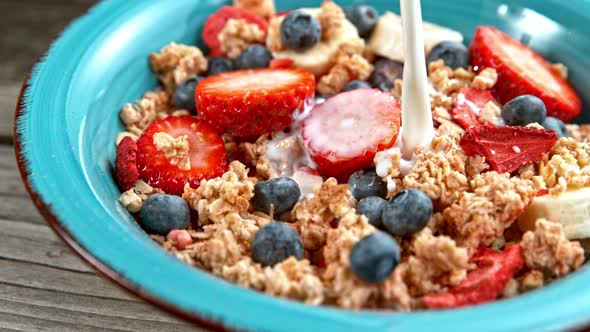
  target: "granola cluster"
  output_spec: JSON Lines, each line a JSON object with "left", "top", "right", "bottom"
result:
{"left": 404, "top": 230, "right": 470, "bottom": 296}
{"left": 444, "top": 172, "right": 536, "bottom": 249}
{"left": 149, "top": 43, "right": 208, "bottom": 94}
{"left": 291, "top": 178, "right": 353, "bottom": 250}
{"left": 119, "top": 180, "right": 162, "bottom": 213}
{"left": 119, "top": 89, "right": 174, "bottom": 136}
{"left": 153, "top": 132, "right": 191, "bottom": 171}
{"left": 316, "top": 41, "right": 373, "bottom": 95}
{"left": 536, "top": 138, "right": 590, "bottom": 194}
{"left": 218, "top": 18, "right": 266, "bottom": 59}
{"left": 521, "top": 219, "right": 584, "bottom": 277}
{"left": 183, "top": 161, "right": 256, "bottom": 225}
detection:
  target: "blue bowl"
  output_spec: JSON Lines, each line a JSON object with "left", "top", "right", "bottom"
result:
{"left": 14, "top": 0, "right": 590, "bottom": 331}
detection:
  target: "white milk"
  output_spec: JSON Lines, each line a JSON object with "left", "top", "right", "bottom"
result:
{"left": 400, "top": 0, "right": 434, "bottom": 160}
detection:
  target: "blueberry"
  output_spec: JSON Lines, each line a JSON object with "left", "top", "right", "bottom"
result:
{"left": 139, "top": 194, "right": 190, "bottom": 235}
{"left": 252, "top": 178, "right": 301, "bottom": 215}
{"left": 369, "top": 58, "right": 404, "bottom": 92}
{"left": 348, "top": 169, "right": 388, "bottom": 200}
{"left": 382, "top": 189, "right": 433, "bottom": 237}
{"left": 343, "top": 80, "right": 372, "bottom": 92}
{"left": 174, "top": 77, "right": 203, "bottom": 113}
{"left": 349, "top": 231, "right": 401, "bottom": 283}
{"left": 235, "top": 44, "right": 272, "bottom": 70}
{"left": 345, "top": 4, "right": 379, "bottom": 38}
{"left": 501, "top": 95, "right": 547, "bottom": 126}
{"left": 280, "top": 11, "right": 322, "bottom": 51}
{"left": 251, "top": 221, "right": 304, "bottom": 267}
{"left": 207, "top": 57, "right": 234, "bottom": 76}
{"left": 356, "top": 196, "right": 387, "bottom": 228}
{"left": 426, "top": 41, "right": 469, "bottom": 70}
{"left": 542, "top": 116, "right": 570, "bottom": 138}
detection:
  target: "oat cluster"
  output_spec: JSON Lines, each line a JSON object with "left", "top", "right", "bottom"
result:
{"left": 119, "top": 180, "right": 162, "bottom": 213}
{"left": 521, "top": 219, "right": 584, "bottom": 277}
{"left": 218, "top": 19, "right": 266, "bottom": 59}
{"left": 119, "top": 89, "right": 174, "bottom": 137}
{"left": 149, "top": 43, "right": 208, "bottom": 94}
{"left": 317, "top": 41, "right": 373, "bottom": 95}
{"left": 153, "top": 132, "right": 191, "bottom": 171}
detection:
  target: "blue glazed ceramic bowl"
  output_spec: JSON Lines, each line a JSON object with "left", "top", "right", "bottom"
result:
{"left": 14, "top": 0, "right": 590, "bottom": 331}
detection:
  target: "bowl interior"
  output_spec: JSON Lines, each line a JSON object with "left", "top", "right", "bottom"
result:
{"left": 17, "top": 0, "right": 590, "bottom": 331}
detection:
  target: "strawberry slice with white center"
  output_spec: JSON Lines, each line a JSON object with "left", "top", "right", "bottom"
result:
{"left": 196, "top": 68, "right": 315, "bottom": 138}
{"left": 136, "top": 116, "right": 227, "bottom": 195}
{"left": 302, "top": 89, "right": 401, "bottom": 181}
{"left": 469, "top": 26, "right": 582, "bottom": 122}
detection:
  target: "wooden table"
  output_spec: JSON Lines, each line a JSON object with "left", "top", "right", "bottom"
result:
{"left": 0, "top": 1, "right": 207, "bottom": 330}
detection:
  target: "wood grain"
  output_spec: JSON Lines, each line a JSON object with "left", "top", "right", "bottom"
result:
{"left": 0, "top": 0, "right": 210, "bottom": 330}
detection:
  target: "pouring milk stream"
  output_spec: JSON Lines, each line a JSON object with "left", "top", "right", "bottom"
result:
{"left": 400, "top": 0, "right": 434, "bottom": 159}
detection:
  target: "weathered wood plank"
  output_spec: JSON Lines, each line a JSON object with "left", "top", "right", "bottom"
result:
{"left": 0, "top": 286, "right": 196, "bottom": 331}
{"left": 0, "top": 85, "right": 20, "bottom": 143}
{"left": 0, "top": 218, "right": 92, "bottom": 273}
{"left": 0, "top": 258, "right": 135, "bottom": 301}
{"left": 0, "top": 146, "right": 32, "bottom": 197}
{"left": 0, "top": 145, "right": 17, "bottom": 169}
{"left": 0, "top": 0, "right": 95, "bottom": 86}
{"left": 0, "top": 169, "right": 28, "bottom": 197}
{"left": 0, "top": 283, "right": 192, "bottom": 326}
{"left": 0, "top": 311, "right": 123, "bottom": 332}
{"left": 0, "top": 194, "right": 43, "bottom": 224}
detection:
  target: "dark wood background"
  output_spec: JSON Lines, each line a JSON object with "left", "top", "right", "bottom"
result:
{"left": 0, "top": 1, "right": 207, "bottom": 330}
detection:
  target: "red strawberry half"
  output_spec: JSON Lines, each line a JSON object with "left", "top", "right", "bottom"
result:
{"left": 202, "top": 6, "right": 268, "bottom": 54}
{"left": 136, "top": 116, "right": 228, "bottom": 195}
{"left": 301, "top": 89, "right": 402, "bottom": 181}
{"left": 460, "top": 124, "right": 557, "bottom": 174}
{"left": 196, "top": 68, "right": 316, "bottom": 138}
{"left": 469, "top": 26, "right": 582, "bottom": 122}
{"left": 115, "top": 137, "right": 139, "bottom": 192}
{"left": 423, "top": 244, "right": 524, "bottom": 309}
{"left": 451, "top": 87, "right": 497, "bottom": 129}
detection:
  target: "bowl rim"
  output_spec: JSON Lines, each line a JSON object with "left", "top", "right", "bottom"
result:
{"left": 13, "top": 0, "right": 590, "bottom": 331}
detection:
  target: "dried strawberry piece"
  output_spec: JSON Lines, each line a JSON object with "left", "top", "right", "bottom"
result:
{"left": 459, "top": 124, "right": 557, "bottom": 174}
{"left": 423, "top": 244, "right": 524, "bottom": 309}
{"left": 451, "top": 87, "right": 496, "bottom": 129}
{"left": 115, "top": 137, "right": 139, "bottom": 191}
{"left": 269, "top": 58, "right": 295, "bottom": 69}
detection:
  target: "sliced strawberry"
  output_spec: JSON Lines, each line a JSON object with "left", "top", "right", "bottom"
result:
{"left": 469, "top": 26, "right": 582, "bottom": 122}
{"left": 136, "top": 116, "right": 227, "bottom": 195}
{"left": 196, "top": 68, "right": 315, "bottom": 138}
{"left": 423, "top": 244, "right": 524, "bottom": 309}
{"left": 202, "top": 6, "right": 268, "bottom": 54}
{"left": 460, "top": 124, "right": 557, "bottom": 174}
{"left": 451, "top": 87, "right": 497, "bottom": 129}
{"left": 301, "top": 89, "right": 402, "bottom": 181}
{"left": 115, "top": 137, "right": 139, "bottom": 192}
{"left": 269, "top": 58, "right": 295, "bottom": 69}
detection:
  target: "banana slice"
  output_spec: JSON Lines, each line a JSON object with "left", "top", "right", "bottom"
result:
{"left": 368, "top": 11, "right": 463, "bottom": 63}
{"left": 268, "top": 9, "right": 363, "bottom": 76}
{"left": 518, "top": 187, "right": 590, "bottom": 240}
